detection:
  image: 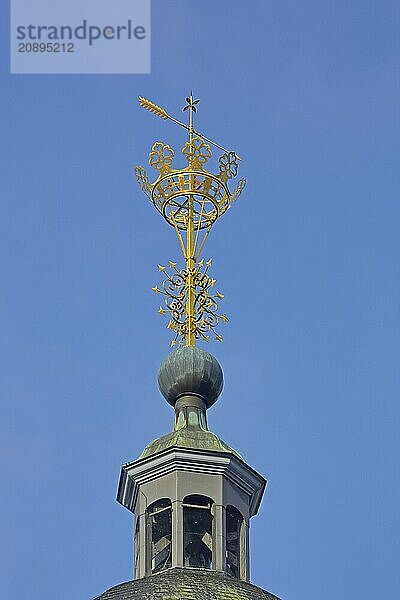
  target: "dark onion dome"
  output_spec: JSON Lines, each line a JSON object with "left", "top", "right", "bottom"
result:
{"left": 94, "top": 568, "right": 281, "bottom": 600}
{"left": 158, "top": 347, "right": 223, "bottom": 409}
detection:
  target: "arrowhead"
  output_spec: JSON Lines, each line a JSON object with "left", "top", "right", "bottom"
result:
{"left": 158, "top": 307, "right": 166, "bottom": 315}
{"left": 158, "top": 264, "right": 166, "bottom": 272}
{"left": 206, "top": 258, "right": 213, "bottom": 267}
{"left": 169, "top": 261, "right": 177, "bottom": 269}
{"left": 152, "top": 286, "right": 160, "bottom": 294}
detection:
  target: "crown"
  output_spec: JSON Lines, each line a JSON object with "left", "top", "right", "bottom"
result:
{"left": 134, "top": 95, "right": 246, "bottom": 348}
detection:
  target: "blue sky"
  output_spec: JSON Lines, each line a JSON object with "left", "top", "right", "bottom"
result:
{"left": 1, "top": 1, "right": 399, "bottom": 599}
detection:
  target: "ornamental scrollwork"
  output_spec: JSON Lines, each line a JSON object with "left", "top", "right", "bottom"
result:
{"left": 152, "top": 259, "right": 228, "bottom": 347}
{"left": 134, "top": 166, "right": 152, "bottom": 199}
{"left": 231, "top": 177, "right": 246, "bottom": 202}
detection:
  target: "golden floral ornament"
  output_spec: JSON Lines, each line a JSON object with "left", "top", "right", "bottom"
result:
{"left": 153, "top": 259, "right": 228, "bottom": 347}
{"left": 231, "top": 177, "right": 246, "bottom": 202}
{"left": 134, "top": 166, "right": 152, "bottom": 199}
{"left": 149, "top": 141, "right": 174, "bottom": 174}
{"left": 182, "top": 135, "right": 212, "bottom": 169}
{"left": 219, "top": 151, "right": 238, "bottom": 182}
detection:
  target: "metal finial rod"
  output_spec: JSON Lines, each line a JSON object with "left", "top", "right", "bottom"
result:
{"left": 138, "top": 96, "right": 242, "bottom": 160}
{"left": 185, "top": 92, "right": 196, "bottom": 347}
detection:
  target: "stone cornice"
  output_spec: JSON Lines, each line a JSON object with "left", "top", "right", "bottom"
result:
{"left": 117, "top": 447, "right": 266, "bottom": 517}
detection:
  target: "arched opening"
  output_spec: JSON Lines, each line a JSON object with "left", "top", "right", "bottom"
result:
{"left": 146, "top": 498, "right": 172, "bottom": 574}
{"left": 183, "top": 494, "right": 213, "bottom": 569}
{"left": 225, "top": 505, "right": 243, "bottom": 578}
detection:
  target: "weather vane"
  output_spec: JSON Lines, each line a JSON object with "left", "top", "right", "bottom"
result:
{"left": 134, "top": 93, "right": 246, "bottom": 348}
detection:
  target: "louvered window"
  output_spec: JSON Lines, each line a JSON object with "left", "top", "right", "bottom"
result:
{"left": 183, "top": 495, "right": 213, "bottom": 569}
{"left": 226, "top": 505, "right": 243, "bottom": 578}
{"left": 146, "top": 499, "right": 172, "bottom": 574}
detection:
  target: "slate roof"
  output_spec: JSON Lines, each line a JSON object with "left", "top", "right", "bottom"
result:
{"left": 94, "top": 568, "right": 281, "bottom": 600}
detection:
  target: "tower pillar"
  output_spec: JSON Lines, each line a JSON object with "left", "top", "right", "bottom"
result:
{"left": 213, "top": 503, "right": 226, "bottom": 572}
{"left": 172, "top": 499, "right": 184, "bottom": 568}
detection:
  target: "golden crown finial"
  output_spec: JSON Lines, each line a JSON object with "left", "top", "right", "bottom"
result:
{"left": 134, "top": 94, "right": 246, "bottom": 348}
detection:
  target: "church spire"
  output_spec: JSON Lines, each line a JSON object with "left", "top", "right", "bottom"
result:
{"left": 95, "top": 96, "right": 281, "bottom": 600}
{"left": 115, "top": 95, "right": 266, "bottom": 581}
